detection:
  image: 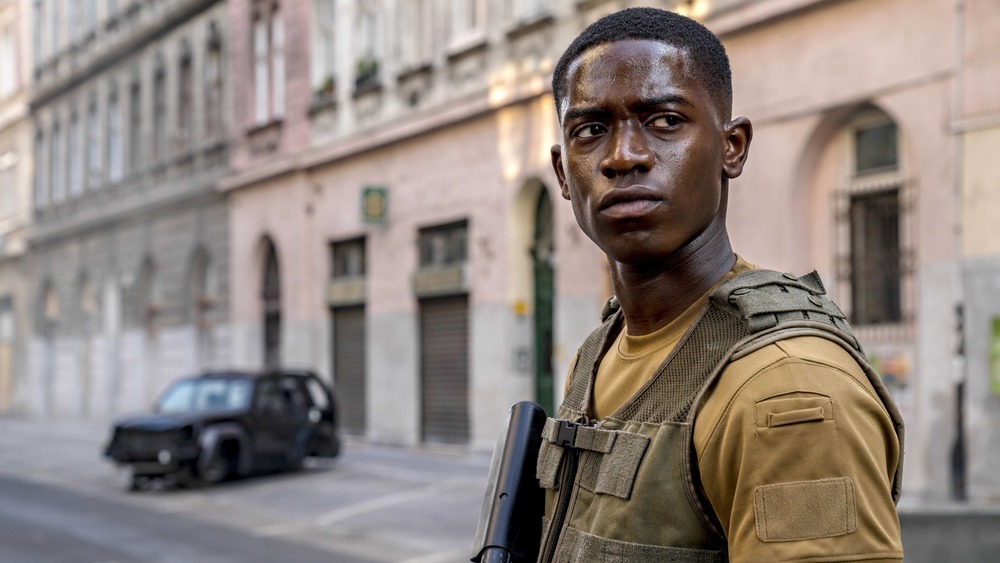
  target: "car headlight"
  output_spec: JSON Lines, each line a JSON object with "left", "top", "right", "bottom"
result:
{"left": 158, "top": 449, "right": 172, "bottom": 465}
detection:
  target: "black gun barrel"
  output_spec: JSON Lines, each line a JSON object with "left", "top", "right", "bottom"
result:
{"left": 471, "top": 401, "right": 547, "bottom": 563}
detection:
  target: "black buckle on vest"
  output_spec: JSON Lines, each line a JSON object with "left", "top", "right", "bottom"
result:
{"left": 555, "top": 420, "right": 578, "bottom": 447}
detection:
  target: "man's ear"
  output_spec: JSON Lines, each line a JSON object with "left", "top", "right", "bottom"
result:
{"left": 551, "top": 144, "right": 570, "bottom": 200}
{"left": 722, "top": 117, "right": 753, "bottom": 179}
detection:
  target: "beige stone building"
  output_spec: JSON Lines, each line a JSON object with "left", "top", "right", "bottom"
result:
{"left": 0, "top": 0, "right": 32, "bottom": 414}
{"left": 24, "top": 0, "right": 233, "bottom": 419}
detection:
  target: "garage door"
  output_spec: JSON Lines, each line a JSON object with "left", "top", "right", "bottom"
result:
{"left": 333, "top": 306, "right": 366, "bottom": 435}
{"left": 420, "top": 296, "right": 469, "bottom": 444}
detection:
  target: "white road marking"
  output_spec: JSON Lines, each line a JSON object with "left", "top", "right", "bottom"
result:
{"left": 399, "top": 549, "right": 470, "bottom": 563}
{"left": 253, "top": 476, "right": 481, "bottom": 537}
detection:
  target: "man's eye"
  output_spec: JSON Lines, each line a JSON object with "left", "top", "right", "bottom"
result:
{"left": 648, "top": 115, "right": 682, "bottom": 128}
{"left": 574, "top": 124, "right": 607, "bottom": 138}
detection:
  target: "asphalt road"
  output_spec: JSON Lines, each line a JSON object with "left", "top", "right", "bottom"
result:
{"left": 2, "top": 417, "right": 1000, "bottom": 562}
{"left": 0, "top": 416, "right": 490, "bottom": 562}
{"left": 0, "top": 473, "right": 373, "bottom": 563}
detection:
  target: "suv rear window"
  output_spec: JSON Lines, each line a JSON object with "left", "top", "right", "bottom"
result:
{"left": 304, "top": 378, "right": 330, "bottom": 409}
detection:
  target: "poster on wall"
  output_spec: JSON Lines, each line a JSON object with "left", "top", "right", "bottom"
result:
{"left": 991, "top": 318, "right": 1000, "bottom": 395}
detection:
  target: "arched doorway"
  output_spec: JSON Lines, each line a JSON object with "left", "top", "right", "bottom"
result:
{"left": 261, "top": 239, "right": 281, "bottom": 369}
{"left": 38, "top": 281, "right": 59, "bottom": 415}
{"left": 137, "top": 257, "right": 160, "bottom": 404}
{"left": 0, "top": 295, "right": 13, "bottom": 411}
{"left": 189, "top": 248, "right": 215, "bottom": 370}
{"left": 78, "top": 274, "right": 96, "bottom": 417}
{"left": 532, "top": 188, "right": 555, "bottom": 414}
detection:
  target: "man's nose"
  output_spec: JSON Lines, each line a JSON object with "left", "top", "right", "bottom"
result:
{"left": 600, "top": 122, "right": 654, "bottom": 178}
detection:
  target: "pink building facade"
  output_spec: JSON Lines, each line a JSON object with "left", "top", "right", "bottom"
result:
{"left": 222, "top": 0, "right": 1000, "bottom": 503}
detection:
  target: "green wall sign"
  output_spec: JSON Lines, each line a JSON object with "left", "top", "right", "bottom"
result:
{"left": 362, "top": 186, "right": 388, "bottom": 225}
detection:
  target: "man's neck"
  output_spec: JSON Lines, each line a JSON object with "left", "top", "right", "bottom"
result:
{"left": 610, "top": 228, "right": 735, "bottom": 336}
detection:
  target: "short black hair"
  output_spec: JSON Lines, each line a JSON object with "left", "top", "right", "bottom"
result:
{"left": 552, "top": 8, "right": 732, "bottom": 121}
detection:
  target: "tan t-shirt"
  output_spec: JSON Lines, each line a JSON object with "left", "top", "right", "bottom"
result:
{"left": 577, "top": 257, "right": 903, "bottom": 562}
{"left": 592, "top": 256, "right": 754, "bottom": 420}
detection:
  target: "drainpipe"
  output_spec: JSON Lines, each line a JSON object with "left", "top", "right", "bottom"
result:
{"left": 949, "top": 0, "right": 967, "bottom": 502}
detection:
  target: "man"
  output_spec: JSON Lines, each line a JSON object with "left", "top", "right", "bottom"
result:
{"left": 536, "top": 8, "right": 904, "bottom": 562}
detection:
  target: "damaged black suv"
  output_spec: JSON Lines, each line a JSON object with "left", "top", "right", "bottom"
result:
{"left": 103, "top": 369, "right": 341, "bottom": 490}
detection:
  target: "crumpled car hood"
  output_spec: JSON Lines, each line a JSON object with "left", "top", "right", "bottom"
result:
{"left": 113, "top": 412, "right": 209, "bottom": 431}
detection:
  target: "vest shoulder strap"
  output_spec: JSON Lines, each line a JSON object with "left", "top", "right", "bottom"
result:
{"left": 562, "top": 302, "right": 623, "bottom": 419}
{"left": 709, "top": 269, "right": 862, "bottom": 353}
{"left": 562, "top": 269, "right": 868, "bottom": 424}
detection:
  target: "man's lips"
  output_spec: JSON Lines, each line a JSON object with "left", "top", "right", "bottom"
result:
{"left": 599, "top": 185, "right": 663, "bottom": 217}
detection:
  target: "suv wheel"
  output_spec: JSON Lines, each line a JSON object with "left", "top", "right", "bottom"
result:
{"left": 201, "top": 451, "right": 232, "bottom": 484}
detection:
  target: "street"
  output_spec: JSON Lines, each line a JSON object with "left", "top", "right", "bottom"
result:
{"left": 0, "top": 417, "right": 490, "bottom": 562}
{"left": 0, "top": 474, "right": 357, "bottom": 563}
{"left": 1, "top": 416, "right": 1000, "bottom": 562}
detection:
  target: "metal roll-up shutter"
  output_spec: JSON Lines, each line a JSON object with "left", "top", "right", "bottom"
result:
{"left": 333, "top": 306, "right": 366, "bottom": 435}
{"left": 420, "top": 296, "right": 469, "bottom": 444}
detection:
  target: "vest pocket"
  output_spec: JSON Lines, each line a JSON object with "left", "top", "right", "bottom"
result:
{"left": 556, "top": 526, "right": 724, "bottom": 563}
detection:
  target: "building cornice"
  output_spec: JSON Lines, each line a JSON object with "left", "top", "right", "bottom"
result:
{"left": 707, "top": 0, "right": 847, "bottom": 38}
{"left": 745, "top": 69, "right": 952, "bottom": 127}
{"left": 27, "top": 174, "right": 226, "bottom": 246}
{"left": 0, "top": 96, "right": 29, "bottom": 133}
{"left": 219, "top": 81, "right": 552, "bottom": 193}
{"left": 30, "top": 0, "right": 221, "bottom": 110}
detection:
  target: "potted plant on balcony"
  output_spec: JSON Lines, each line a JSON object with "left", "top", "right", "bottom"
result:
{"left": 354, "top": 56, "right": 380, "bottom": 92}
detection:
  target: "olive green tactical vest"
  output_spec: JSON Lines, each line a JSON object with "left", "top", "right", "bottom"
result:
{"left": 535, "top": 270, "right": 904, "bottom": 563}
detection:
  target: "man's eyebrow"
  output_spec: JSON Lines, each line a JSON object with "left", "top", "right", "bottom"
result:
{"left": 633, "top": 94, "right": 692, "bottom": 109}
{"left": 562, "top": 94, "right": 693, "bottom": 123}
{"left": 562, "top": 106, "right": 607, "bottom": 123}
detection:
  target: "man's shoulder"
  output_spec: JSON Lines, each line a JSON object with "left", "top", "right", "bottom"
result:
{"left": 693, "top": 335, "right": 877, "bottom": 450}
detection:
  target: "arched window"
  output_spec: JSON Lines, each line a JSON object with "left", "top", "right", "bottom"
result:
{"left": 311, "top": 0, "right": 336, "bottom": 100}
{"left": 38, "top": 280, "right": 59, "bottom": 338}
{"left": 262, "top": 239, "right": 281, "bottom": 368}
{"left": 451, "top": 0, "right": 485, "bottom": 44}
{"left": 68, "top": 110, "right": 83, "bottom": 197}
{"left": 204, "top": 22, "right": 224, "bottom": 139}
{"left": 107, "top": 85, "right": 123, "bottom": 183}
{"left": 189, "top": 248, "right": 215, "bottom": 368}
{"left": 152, "top": 57, "right": 167, "bottom": 162}
{"left": 50, "top": 118, "right": 64, "bottom": 203}
{"left": 252, "top": 1, "right": 284, "bottom": 124}
{"left": 137, "top": 258, "right": 160, "bottom": 334}
{"left": 836, "top": 109, "right": 911, "bottom": 328}
{"left": 532, "top": 187, "right": 555, "bottom": 413}
{"left": 127, "top": 77, "right": 142, "bottom": 173}
{"left": 189, "top": 248, "right": 213, "bottom": 324}
{"left": 34, "top": 129, "right": 47, "bottom": 209}
{"left": 86, "top": 97, "right": 101, "bottom": 189}
{"left": 354, "top": 0, "right": 381, "bottom": 91}
{"left": 78, "top": 274, "right": 96, "bottom": 333}
{"left": 177, "top": 41, "right": 193, "bottom": 154}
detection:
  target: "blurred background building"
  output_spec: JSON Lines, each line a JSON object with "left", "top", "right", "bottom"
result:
{"left": 23, "top": 0, "right": 232, "bottom": 419}
{"left": 1, "top": 0, "right": 998, "bottom": 505}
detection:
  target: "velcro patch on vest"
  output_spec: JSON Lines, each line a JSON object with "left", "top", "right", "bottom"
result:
{"left": 578, "top": 431, "right": 651, "bottom": 500}
{"left": 753, "top": 477, "right": 858, "bottom": 542}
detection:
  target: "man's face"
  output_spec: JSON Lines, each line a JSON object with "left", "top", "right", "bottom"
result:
{"left": 552, "top": 39, "right": 746, "bottom": 266}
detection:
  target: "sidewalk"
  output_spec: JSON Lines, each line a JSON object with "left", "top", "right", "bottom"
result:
{"left": 0, "top": 416, "right": 493, "bottom": 563}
